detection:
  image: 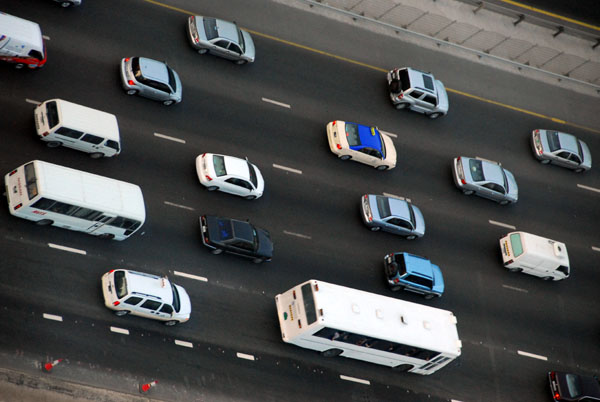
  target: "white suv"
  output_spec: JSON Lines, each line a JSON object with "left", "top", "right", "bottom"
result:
{"left": 386, "top": 67, "right": 449, "bottom": 118}
{"left": 102, "top": 269, "right": 191, "bottom": 326}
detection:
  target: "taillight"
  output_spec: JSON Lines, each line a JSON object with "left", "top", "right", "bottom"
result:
{"left": 14, "top": 203, "right": 22, "bottom": 210}
{"left": 398, "top": 93, "right": 403, "bottom": 99}
{"left": 205, "top": 175, "right": 212, "bottom": 181}
{"left": 42, "top": 132, "right": 49, "bottom": 137}
{"left": 128, "top": 80, "right": 135, "bottom": 86}
{"left": 125, "top": 57, "right": 130, "bottom": 62}
{"left": 504, "top": 259, "right": 514, "bottom": 266}
{"left": 9, "top": 169, "right": 17, "bottom": 176}
{"left": 109, "top": 269, "right": 115, "bottom": 273}
{"left": 297, "top": 319, "right": 302, "bottom": 328}
{"left": 461, "top": 179, "right": 466, "bottom": 185}
{"left": 314, "top": 283, "right": 319, "bottom": 291}
{"left": 369, "top": 217, "right": 373, "bottom": 222}
{"left": 204, "top": 237, "right": 209, "bottom": 244}
{"left": 201, "top": 153, "right": 206, "bottom": 157}
{"left": 336, "top": 144, "right": 342, "bottom": 150}
{"left": 292, "top": 290, "right": 296, "bottom": 299}
{"left": 113, "top": 301, "right": 120, "bottom": 306}
{"left": 393, "top": 278, "right": 399, "bottom": 283}
{"left": 332, "top": 121, "right": 336, "bottom": 126}
{"left": 457, "top": 156, "right": 461, "bottom": 162}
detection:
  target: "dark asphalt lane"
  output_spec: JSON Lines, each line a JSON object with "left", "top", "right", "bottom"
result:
{"left": 1, "top": 1, "right": 599, "bottom": 401}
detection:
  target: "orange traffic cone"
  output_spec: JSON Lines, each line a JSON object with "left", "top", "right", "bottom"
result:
{"left": 43, "top": 359, "right": 63, "bottom": 373}
{"left": 139, "top": 380, "right": 158, "bottom": 393}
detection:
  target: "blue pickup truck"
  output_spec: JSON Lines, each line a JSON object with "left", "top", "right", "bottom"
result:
{"left": 384, "top": 252, "right": 444, "bottom": 299}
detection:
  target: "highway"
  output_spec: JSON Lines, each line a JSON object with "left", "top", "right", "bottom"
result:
{"left": 1, "top": 1, "right": 599, "bottom": 401}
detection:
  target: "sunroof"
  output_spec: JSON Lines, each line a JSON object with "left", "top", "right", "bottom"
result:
{"left": 422, "top": 74, "right": 434, "bottom": 91}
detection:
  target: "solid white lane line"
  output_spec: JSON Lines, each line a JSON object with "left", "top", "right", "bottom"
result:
{"left": 110, "top": 327, "right": 129, "bottom": 335}
{"left": 379, "top": 130, "right": 397, "bottom": 138}
{"left": 577, "top": 184, "right": 600, "bottom": 193}
{"left": 502, "top": 284, "right": 528, "bottom": 293}
{"left": 43, "top": 313, "right": 63, "bottom": 322}
{"left": 488, "top": 220, "right": 516, "bottom": 230}
{"left": 164, "top": 201, "right": 195, "bottom": 211}
{"left": 339, "top": 375, "right": 370, "bottom": 385}
{"left": 174, "top": 340, "right": 194, "bottom": 348}
{"left": 236, "top": 352, "right": 255, "bottom": 361}
{"left": 154, "top": 132, "right": 186, "bottom": 144}
{"left": 48, "top": 243, "right": 87, "bottom": 255}
{"left": 517, "top": 350, "right": 547, "bottom": 361}
{"left": 283, "top": 230, "right": 312, "bottom": 240}
{"left": 273, "top": 164, "right": 302, "bottom": 175}
{"left": 174, "top": 271, "right": 208, "bottom": 282}
{"left": 261, "top": 97, "right": 291, "bottom": 109}
{"left": 25, "top": 98, "right": 40, "bottom": 105}
{"left": 383, "top": 193, "right": 409, "bottom": 202}
{"left": 592, "top": 246, "right": 600, "bottom": 252}
{"left": 42, "top": 35, "right": 50, "bottom": 40}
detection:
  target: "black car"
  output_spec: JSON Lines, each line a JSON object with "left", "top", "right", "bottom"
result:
{"left": 199, "top": 215, "right": 273, "bottom": 263}
{"left": 549, "top": 371, "right": 600, "bottom": 401}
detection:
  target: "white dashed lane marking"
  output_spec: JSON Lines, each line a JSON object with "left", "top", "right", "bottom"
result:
{"left": 577, "top": 184, "right": 600, "bottom": 193}
{"left": 283, "top": 230, "right": 311, "bottom": 240}
{"left": 154, "top": 132, "right": 186, "bottom": 144}
{"left": 592, "top": 246, "right": 600, "bottom": 252}
{"left": 339, "top": 375, "right": 370, "bottom": 385}
{"left": 174, "top": 340, "right": 194, "bottom": 348}
{"left": 43, "top": 313, "right": 63, "bottom": 322}
{"left": 236, "top": 352, "right": 255, "bottom": 361}
{"left": 174, "top": 271, "right": 208, "bottom": 282}
{"left": 48, "top": 243, "right": 87, "bottom": 255}
{"left": 25, "top": 98, "right": 40, "bottom": 105}
{"left": 42, "top": 35, "right": 50, "bottom": 40}
{"left": 273, "top": 164, "right": 302, "bottom": 175}
{"left": 261, "top": 97, "right": 291, "bottom": 109}
{"left": 488, "top": 220, "right": 516, "bottom": 230}
{"left": 517, "top": 350, "right": 547, "bottom": 361}
{"left": 164, "top": 201, "right": 195, "bottom": 211}
{"left": 502, "top": 284, "right": 528, "bottom": 293}
{"left": 110, "top": 327, "right": 130, "bottom": 335}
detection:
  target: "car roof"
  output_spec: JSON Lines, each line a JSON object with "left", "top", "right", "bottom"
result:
{"left": 557, "top": 132, "right": 579, "bottom": 153}
{"left": 403, "top": 253, "right": 434, "bottom": 277}
{"left": 124, "top": 270, "right": 173, "bottom": 303}
{"left": 354, "top": 123, "right": 383, "bottom": 151}
{"left": 215, "top": 18, "right": 240, "bottom": 43}
{"left": 405, "top": 67, "right": 436, "bottom": 94}
{"left": 138, "top": 57, "right": 169, "bottom": 83}
{"left": 480, "top": 160, "right": 504, "bottom": 184}
{"left": 387, "top": 197, "right": 411, "bottom": 219}
{"left": 222, "top": 155, "right": 250, "bottom": 179}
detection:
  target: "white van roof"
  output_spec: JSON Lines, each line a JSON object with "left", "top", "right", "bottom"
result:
{"left": 518, "top": 232, "right": 569, "bottom": 266}
{"left": 0, "top": 12, "right": 44, "bottom": 50}
{"left": 51, "top": 99, "right": 120, "bottom": 142}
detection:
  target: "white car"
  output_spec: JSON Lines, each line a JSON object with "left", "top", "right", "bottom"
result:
{"left": 102, "top": 269, "right": 191, "bottom": 326}
{"left": 196, "top": 153, "right": 264, "bottom": 200}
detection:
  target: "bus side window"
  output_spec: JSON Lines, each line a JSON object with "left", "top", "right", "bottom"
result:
{"left": 31, "top": 197, "right": 56, "bottom": 210}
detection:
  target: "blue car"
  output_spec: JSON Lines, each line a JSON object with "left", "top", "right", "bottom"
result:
{"left": 384, "top": 252, "right": 444, "bottom": 299}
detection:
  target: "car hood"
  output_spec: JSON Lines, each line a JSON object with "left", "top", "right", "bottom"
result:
{"left": 504, "top": 169, "right": 519, "bottom": 201}
{"left": 241, "top": 29, "right": 255, "bottom": 62}
{"left": 431, "top": 263, "right": 445, "bottom": 294}
{"left": 256, "top": 228, "right": 273, "bottom": 258}
{"left": 381, "top": 132, "right": 397, "bottom": 167}
{"left": 173, "top": 284, "right": 192, "bottom": 317}
{"left": 411, "top": 204, "right": 426, "bottom": 236}
{"left": 580, "top": 140, "right": 593, "bottom": 169}
{"left": 252, "top": 163, "right": 265, "bottom": 196}
{"left": 435, "top": 79, "right": 449, "bottom": 113}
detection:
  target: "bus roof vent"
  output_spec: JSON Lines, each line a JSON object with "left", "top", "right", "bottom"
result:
{"left": 422, "top": 320, "right": 432, "bottom": 330}
{"left": 552, "top": 242, "right": 567, "bottom": 258}
{"left": 400, "top": 315, "right": 408, "bottom": 325}
{"left": 351, "top": 303, "right": 360, "bottom": 314}
{"left": 375, "top": 309, "right": 384, "bottom": 319}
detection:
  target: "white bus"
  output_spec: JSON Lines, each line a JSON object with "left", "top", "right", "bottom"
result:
{"left": 275, "top": 279, "right": 462, "bottom": 375}
{"left": 4, "top": 160, "right": 145, "bottom": 240}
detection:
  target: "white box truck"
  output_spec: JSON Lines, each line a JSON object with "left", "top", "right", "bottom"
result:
{"left": 499, "top": 231, "right": 569, "bottom": 281}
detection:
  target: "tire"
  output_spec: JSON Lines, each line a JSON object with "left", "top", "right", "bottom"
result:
{"left": 376, "top": 165, "right": 389, "bottom": 171}
{"left": 245, "top": 195, "right": 257, "bottom": 200}
{"left": 60, "top": 1, "right": 72, "bottom": 7}
{"left": 390, "top": 286, "right": 402, "bottom": 292}
{"left": 197, "top": 48, "right": 208, "bottom": 55}
{"left": 321, "top": 348, "right": 343, "bottom": 357}
{"left": 163, "top": 100, "right": 174, "bottom": 106}
{"left": 164, "top": 320, "right": 178, "bottom": 326}
{"left": 36, "top": 219, "right": 53, "bottom": 226}
{"left": 393, "top": 364, "right": 413, "bottom": 372}
{"left": 89, "top": 152, "right": 104, "bottom": 159}
{"left": 405, "top": 235, "right": 416, "bottom": 240}
{"left": 462, "top": 189, "right": 474, "bottom": 195}
{"left": 252, "top": 257, "right": 264, "bottom": 264}
{"left": 15, "top": 64, "right": 24, "bottom": 70}
{"left": 508, "top": 267, "right": 522, "bottom": 273}
{"left": 499, "top": 200, "right": 509, "bottom": 205}
{"left": 126, "top": 89, "right": 138, "bottom": 95}
{"left": 395, "top": 103, "right": 407, "bottom": 110}
{"left": 99, "top": 233, "right": 115, "bottom": 240}
{"left": 540, "top": 159, "right": 550, "bottom": 164}
{"left": 428, "top": 112, "right": 441, "bottom": 119}
{"left": 46, "top": 141, "right": 62, "bottom": 148}
{"left": 542, "top": 276, "right": 554, "bottom": 281}
{"left": 235, "top": 59, "right": 247, "bottom": 65}
{"left": 339, "top": 155, "right": 351, "bottom": 161}
{"left": 574, "top": 168, "right": 584, "bottom": 173}
{"left": 206, "top": 186, "right": 219, "bottom": 191}
{"left": 370, "top": 226, "right": 381, "bottom": 232}
{"left": 424, "top": 294, "right": 435, "bottom": 300}
{"left": 114, "top": 310, "right": 129, "bottom": 317}
{"left": 211, "top": 248, "right": 223, "bottom": 255}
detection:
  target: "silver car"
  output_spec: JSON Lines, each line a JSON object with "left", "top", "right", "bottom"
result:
{"left": 531, "top": 129, "right": 592, "bottom": 172}
{"left": 187, "top": 16, "right": 255, "bottom": 64}
{"left": 120, "top": 57, "right": 182, "bottom": 106}
{"left": 452, "top": 156, "right": 518, "bottom": 205}
{"left": 387, "top": 67, "right": 449, "bottom": 119}
{"left": 361, "top": 194, "right": 425, "bottom": 239}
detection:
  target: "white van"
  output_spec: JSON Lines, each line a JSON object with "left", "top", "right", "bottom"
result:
{"left": 34, "top": 99, "right": 121, "bottom": 158}
{"left": 0, "top": 12, "right": 47, "bottom": 69}
{"left": 499, "top": 231, "right": 569, "bottom": 281}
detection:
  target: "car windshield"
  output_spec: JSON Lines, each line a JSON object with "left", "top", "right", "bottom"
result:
{"left": 166, "top": 66, "right": 177, "bottom": 92}
{"left": 509, "top": 233, "right": 524, "bottom": 257}
{"left": 377, "top": 129, "right": 387, "bottom": 158}
{"left": 501, "top": 169, "right": 509, "bottom": 193}
{"left": 114, "top": 271, "right": 128, "bottom": 299}
{"left": 132, "top": 57, "right": 145, "bottom": 82}
{"left": 394, "top": 254, "right": 407, "bottom": 276}
{"left": 546, "top": 131, "right": 561, "bottom": 152}
{"left": 564, "top": 374, "right": 583, "bottom": 397}
{"left": 213, "top": 155, "right": 227, "bottom": 176}
{"left": 217, "top": 218, "right": 234, "bottom": 240}
{"left": 247, "top": 162, "right": 258, "bottom": 188}
{"left": 237, "top": 28, "right": 246, "bottom": 52}
{"left": 170, "top": 283, "right": 181, "bottom": 313}
{"left": 45, "top": 101, "right": 59, "bottom": 129}
{"left": 375, "top": 196, "right": 391, "bottom": 218}
{"left": 468, "top": 159, "right": 485, "bottom": 182}
{"left": 345, "top": 123, "right": 361, "bottom": 147}
{"left": 24, "top": 162, "right": 38, "bottom": 200}
{"left": 203, "top": 17, "right": 218, "bottom": 40}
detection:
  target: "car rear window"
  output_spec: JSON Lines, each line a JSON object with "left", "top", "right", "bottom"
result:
{"left": 345, "top": 123, "right": 361, "bottom": 146}
{"left": 399, "top": 68, "right": 411, "bottom": 91}
{"left": 203, "top": 17, "right": 218, "bottom": 40}
{"left": 45, "top": 101, "right": 59, "bottom": 129}
{"left": 213, "top": 155, "right": 227, "bottom": 176}
{"left": 546, "top": 131, "right": 561, "bottom": 152}
{"left": 114, "top": 271, "right": 128, "bottom": 299}
{"left": 564, "top": 374, "right": 582, "bottom": 398}
{"left": 509, "top": 233, "right": 524, "bottom": 257}
{"left": 468, "top": 159, "right": 485, "bottom": 182}
{"left": 375, "top": 196, "right": 391, "bottom": 218}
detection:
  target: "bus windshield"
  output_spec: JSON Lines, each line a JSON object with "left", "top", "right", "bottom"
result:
{"left": 510, "top": 233, "right": 524, "bottom": 257}
{"left": 301, "top": 283, "right": 317, "bottom": 325}
{"left": 24, "top": 162, "right": 38, "bottom": 200}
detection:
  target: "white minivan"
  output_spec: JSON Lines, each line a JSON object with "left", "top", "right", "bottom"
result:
{"left": 499, "top": 231, "right": 569, "bottom": 281}
{"left": 34, "top": 99, "right": 121, "bottom": 158}
{"left": 0, "top": 12, "right": 47, "bottom": 69}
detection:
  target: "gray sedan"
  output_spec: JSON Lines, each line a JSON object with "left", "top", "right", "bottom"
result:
{"left": 452, "top": 156, "right": 518, "bottom": 205}
{"left": 360, "top": 194, "right": 425, "bottom": 239}
{"left": 120, "top": 57, "right": 182, "bottom": 106}
{"left": 187, "top": 16, "right": 255, "bottom": 64}
{"left": 531, "top": 129, "right": 592, "bottom": 172}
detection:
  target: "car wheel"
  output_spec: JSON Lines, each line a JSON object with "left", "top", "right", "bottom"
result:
{"left": 235, "top": 59, "right": 247, "bottom": 65}
{"left": 206, "top": 186, "right": 219, "bottom": 191}
{"left": 540, "top": 159, "right": 550, "bottom": 164}
{"left": 252, "top": 257, "right": 264, "bottom": 264}
{"left": 15, "top": 63, "right": 24, "bottom": 69}
{"left": 211, "top": 248, "right": 223, "bottom": 255}
{"left": 114, "top": 310, "right": 129, "bottom": 317}
{"left": 499, "top": 200, "right": 509, "bottom": 205}
{"left": 395, "top": 103, "right": 407, "bottom": 110}
{"left": 376, "top": 165, "right": 389, "bottom": 171}
{"left": 99, "top": 233, "right": 115, "bottom": 240}
{"left": 321, "top": 348, "right": 343, "bottom": 357}
{"left": 405, "top": 235, "right": 416, "bottom": 240}
{"left": 197, "top": 48, "right": 208, "bottom": 55}
{"left": 46, "top": 141, "right": 62, "bottom": 148}
{"left": 245, "top": 195, "right": 257, "bottom": 200}
{"left": 36, "top": 219, "right": 53, "bottom": 226}
{"left": 339, "top": 155, "right": 351, "bottom": 161}
{"left": 370, "top": 226, "right": 381, "bottom": 232}
{"left": 542, "top": 276, "right": 554, "bottom": 281}
{"left": 393, "top": 364, "right": 413, "bottom": 372}
{"left": 428, "top": 112, "right": 441, "bottom": 119}
{"left": 574, "top": 168, "right": 584, "bottom": 173}
{"left": 390, "top": 286, "right": 402, "bottom": 292}
{"left": 89, "top": 152, "right": 104, "bottom": 159}
{"left": 508, "top": 267, "right": 522, "bottom": 273}
{"left": 164, "top": 320, "right": 178, "bottom": 326}
{"left": 126, "top": 89, "right": 138, "bottom": 95}
{"left": 60, "top": 1, "right": 72, "bottom": 7}
{"left": 462, "top": 189, "right": 474, "bottom": 195}
{"left": 163, "top": 100, "right": 174, "bottom": 106}
{"left": 424, "top": 294, "right": 435, "bottom": 300}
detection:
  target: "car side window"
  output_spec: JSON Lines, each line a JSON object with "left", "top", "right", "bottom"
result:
{"left": 226, "top": 178, "right": 253, "bottom": 190}
{"left": 229, "top": 43, "right": 242, "bottom": 54}
{"left": 387, "top": 218, "right": 412, "bottom": 230}
{"left": 422, "top": 94, "right": 437, "bottom": 106}
{"left": 146, "top": 79, "right": 171, "bottom": 94}
{"left": 410, "top": 90, "right": 424, "bottom": 99}
{"left": 215, "top": 40, "right": 229, "bottom": 49}
{"left": 140, "top": 300, "right": 162, "bottom": 311}
{"left": 80, "top": 134, "right": 104, "bottom": 145}
{"left": 124, "top": 296, "right": 143, "bottom": 306}
{"left": 231, "top": 240, "right": 253, "bottom": 251}
{"left": 567, "top": 153, "right": 581, "bottom": 163}
{"left": 482, "top": 183, "right": 505, "bottom": 194}
{"left": 159, "top": 304, "right": 173, "bottom": 314}
{"left": 55, "top": 127, "right": 84, "bottom": 139}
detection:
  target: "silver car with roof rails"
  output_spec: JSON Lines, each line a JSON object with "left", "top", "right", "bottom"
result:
{"left": 452, "top": 156, "right": 518, "bottom": 205}
{"left": 387, "top": 67, "right": 448, "bottom": 118}
{"left": 120, "top": 57, "right": 182, "bottom": 105}
{"left": 361, "top": 194, "right": 425, "bottom": 239}
{"left": 187, "top": 16, "right": 255, "bottom": 64}
{"left": 531, "top": 129, "right": 592, "bottom": 172}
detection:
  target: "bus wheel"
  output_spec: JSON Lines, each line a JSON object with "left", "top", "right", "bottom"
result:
{"left": 114, "top": 310, "right": 129, "bottom": 317}
{"left": 542, "top": 276, "right": 554, "bottom": 281}
{"left": 36, "top": 219, "right": 53, "bottom": 226}
{"left": 89, "top": 152, "right": 104, "bottom": 159}
{"left": 321, "top": 348, "right": 343, "bottom": 357}
{"left": 46, "top": 141, "right": 62, "bottom": 148}
{"left": 393, "top": 364, "right": 413, "bottom": 372}
{"left": 99, "top": 233, "right": 115, "bottom": 240}
{"left": 508, "top": 267, "right": 522, "bottom": 273}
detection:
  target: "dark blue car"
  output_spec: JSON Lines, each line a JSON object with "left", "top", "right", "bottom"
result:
{"left": 384, "top": 252, "right": 444, "bottom": 299}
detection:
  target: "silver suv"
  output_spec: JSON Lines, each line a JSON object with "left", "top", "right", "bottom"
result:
{"left": 387, "top": 67, "right": 448, "bottom": 118}
{"left": 120, "top": 57, "right": 182, "bottom": 106}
